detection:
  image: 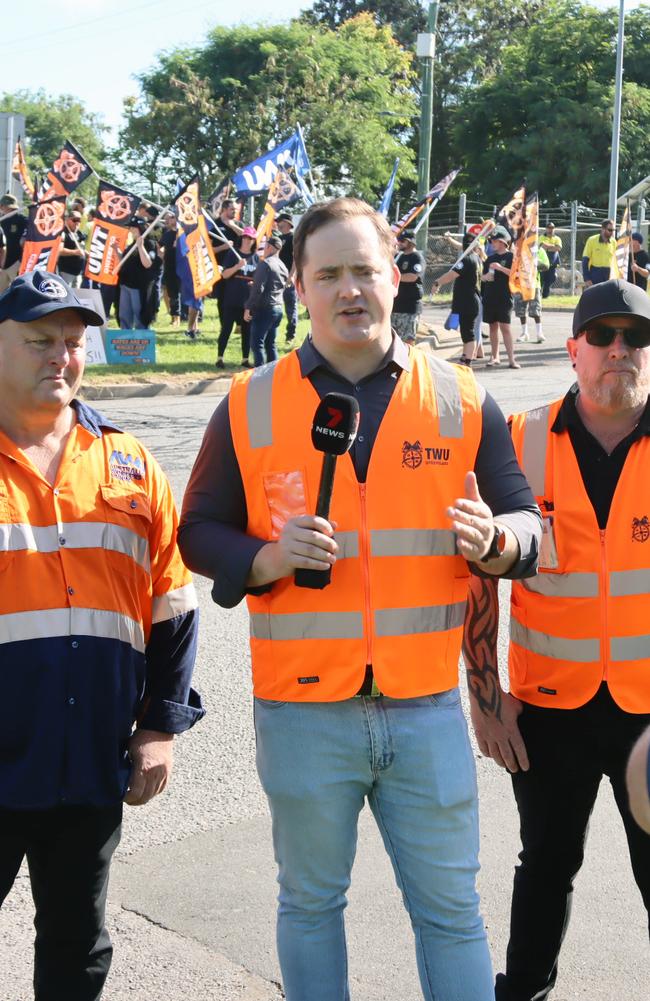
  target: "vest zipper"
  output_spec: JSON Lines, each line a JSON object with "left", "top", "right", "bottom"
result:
{"left": 600, "top": 529, "right": 609, "bottom": 680}
{"left": 358, "top": 483, "right": 373, "bottom": 666}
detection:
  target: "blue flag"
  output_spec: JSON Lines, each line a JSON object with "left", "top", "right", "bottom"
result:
{"left": 379, "top": 158, "right": 400, "bottom": 217}
{"left": 233, "top": 130, "right": 311, "bottom": 194}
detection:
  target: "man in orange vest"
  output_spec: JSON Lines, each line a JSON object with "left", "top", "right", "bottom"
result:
{"left": 463, "top": 279, "right": 650, "bottom": 1001}
{"left": 180, "top": 197, "right": 541, "bottom": 1001}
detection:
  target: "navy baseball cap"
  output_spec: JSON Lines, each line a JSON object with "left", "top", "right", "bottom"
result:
{"left": 572, "top": 279, "right": 650, "bottom": 337}
{"left": 0, "top": 270, "right": 104, "bottom": 326}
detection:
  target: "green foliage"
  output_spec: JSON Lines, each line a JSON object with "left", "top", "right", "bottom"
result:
{"left": 300, "top": 0, "right": 425, "bottom": 49}
{"left": 0, "top": 89, "right": 107, "bottom": 198}
{"left": 115, "top": 15, "right": 417, "bottom": 202}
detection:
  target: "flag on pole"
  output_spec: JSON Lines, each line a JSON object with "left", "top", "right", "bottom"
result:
{"left": 379, "top": 158, "right": 399, "bottom": 217}
{"left": 497, "top": 184, "right": 527, "bottom": 242}
{"left": 612, "top": 201, "right": 633, "bottom": 279}
{"left": 19, "top": 196, "right": 66, "bottom": 274}
{"left": 392, "top": 168, "right": 459, "bottom": 235}
{"left": 233, "top": 130, "right": 311, "bottom": 194}
{"left": 12, "top": 137, "right": 35, "bottom": 201}
{"left": 509, "top": 192, "right": 539, "bottom": 300}
{"left": 174, "top": 176, "right": 220, "bottom": 297}
{"left": 255, "top": 169, "right": 300, "bottom": 245}
{"left": 40, "top": 141, "right": 93, "bottom": 201}
{"left": 205, "top": 178, "right": 231, "bottom": 219}
{"left": 84, "top": 181, "right": 142, "bottom": 287}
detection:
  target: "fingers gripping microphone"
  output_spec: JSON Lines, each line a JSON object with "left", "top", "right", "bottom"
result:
{"left": 294, "top": 392, "right": 360, "bottom": 590}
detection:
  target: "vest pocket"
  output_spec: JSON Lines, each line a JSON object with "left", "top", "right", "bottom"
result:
{"left": 263, "top": 470, "right": 308, "bottom": 539}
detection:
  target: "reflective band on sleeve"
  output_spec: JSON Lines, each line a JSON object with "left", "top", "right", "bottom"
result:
{"left": 610, "top": 569, "right": 650, "bottom": 597}
{"left": 0, "top": 607, "right": 145, "bottom": 653}
{"left": 521, "top": 406, "right": 550, "bottom": 498}
{"left": 523, "top": 572, "right": 599, "bottom": 598}
{"left": 610, "top": 634, "right": 650, "bottom": 661}
{"left": 0, "top": 521, "right": 150, "bottom": 572}
{"left": 374, "top": 601, "right": 465, "bottom": 637}
{"left": 152, "top": 582, "right": 198, "bottom": 624}
{"left": 246, "top": 362, "right": 276, "bottom": 449}
{"left": 510, "top": 618, "right": 599, "bottom": 662}
{"left": 371, "top": 528, "right": 457, "bottom": 557}
{"left": 334, "top": 531, "right": 359, "bottom": 559}
{"left": 250, "top": 611, "right": 364, "bottom": 641}
{"left": 424, "top": 355, "right": 464, "bottom": 439}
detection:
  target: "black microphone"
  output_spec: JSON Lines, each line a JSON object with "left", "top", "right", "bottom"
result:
{"left": 294, "top": 392, "right": 360, "bottom": 590}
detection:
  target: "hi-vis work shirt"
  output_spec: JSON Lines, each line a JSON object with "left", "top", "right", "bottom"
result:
{"left": 0, "top": 401, "right": 203, "bottom": 809}
{"left": 509, "top": 392, "right": 650, "bottom": 712}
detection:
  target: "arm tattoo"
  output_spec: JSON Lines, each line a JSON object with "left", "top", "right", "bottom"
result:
{"left": 463, "top": 575, "right": 502, "bottom": 721}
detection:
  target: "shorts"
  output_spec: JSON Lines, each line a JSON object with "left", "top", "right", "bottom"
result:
{"left": 482, "top": 301, "right": 512, "bottom": 325}
{"left": 392, "top": 312, "right": 419, "bottom": 343}
{"left": 513, "top": 289, "right": 541, "bottom": 320}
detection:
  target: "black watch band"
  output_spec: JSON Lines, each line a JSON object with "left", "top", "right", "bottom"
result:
{"left": 480, "top": 525, "right": 506, "bottom": 563}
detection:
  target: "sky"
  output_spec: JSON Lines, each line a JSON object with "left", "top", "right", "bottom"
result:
{"left": 0, "top": 0, "right": 645, "bottom": 142}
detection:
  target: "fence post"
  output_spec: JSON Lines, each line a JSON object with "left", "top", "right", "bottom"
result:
{"left": 570, "top": 200, "right": 578, "bottom": 296}
{"left": 458, "top": 193, "right": 466, "bottom": 235}
{"left": 637, "top": 199, "right": 646, "bottom": 232}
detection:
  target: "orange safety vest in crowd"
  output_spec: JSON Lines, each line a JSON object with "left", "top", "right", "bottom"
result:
{"left": 509, "top": 399, "right": 650, "bottom": 713}
{"left": 229, "top": 348, "right": 482, "bottom": 701}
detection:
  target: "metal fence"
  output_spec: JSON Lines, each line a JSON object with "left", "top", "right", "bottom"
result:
{"left": 414, "top": 197, "right": 649, "bottom": 299}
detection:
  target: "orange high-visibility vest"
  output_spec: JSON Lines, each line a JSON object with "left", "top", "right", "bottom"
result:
{"left": 510, "top": 399, "right": 650, "bottom": 712}
{"left": 229, "top": 348, "right": 482, "bottom": 701}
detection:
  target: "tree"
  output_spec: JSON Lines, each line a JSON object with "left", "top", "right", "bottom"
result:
{"left": 114, "top": 15, "right": 417, "bottom": 202}
{"left": 300, "top": 0, "right": 425, "bottom": 49}
{"left": 0, "top": 90, "right": 107, "bottom": 196}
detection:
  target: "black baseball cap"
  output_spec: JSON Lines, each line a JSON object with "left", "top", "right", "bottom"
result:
{"left": 398, "top": 229, "right": 416, "bottom": 243}
{"left": 129, "top": 216, "right": 147, "bottom": 231}
{"left": 572, "top": 279, "right": 650, "bottom": 337}
{"left": 276, "top": 211, "right": 293, "bottom": 224}
{"left": 0, "top": 270, "right": 104, "bottom": 326}
{"left": 267, "top": 235, "right": 283, "bottom": 250}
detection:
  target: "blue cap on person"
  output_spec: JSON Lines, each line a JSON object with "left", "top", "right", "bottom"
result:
{"left": 0, "top": 270, "right": 104, "bottom": 326}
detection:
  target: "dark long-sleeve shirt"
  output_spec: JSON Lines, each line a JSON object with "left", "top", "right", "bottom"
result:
{"left": 179, "top": 336, "right": 541, "bottom": 608}
{"left": 246, "top": 253, "right": 289, "bottom": 313}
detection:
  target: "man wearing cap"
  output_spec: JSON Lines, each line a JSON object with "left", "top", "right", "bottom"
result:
{"left": 628, "top": 232, "right": 649, "bottom": 291}
{"left": 244, "top": 234, "right": 289, "bottom": 366}
{"left": 539, "top": 222, "right": 562, "bottom": 298}
{"left": 463, "top": 278, "right": 650, "bottom": 1000}
{"left": 0, "top": 270, "right": 203, "bottom": 998}
{"left": 276, "top": 212, "right": 298, "bottom": 343}
{"left": 581, "top": 219, "right": 617, "bottom": 287}
{"left": 0, "top": 194, "right": 28, "bottom": 288}
{"left": 480, "top": 227, "right": 520, "bottom": 368}
{"left": 117, "top": 217, "right": 156, "bottom": 329}
{"left": 58, "top": 210, "right": 87, "bottom": 288}
{"left": 391, "top": 228, "right": 425, "bottom": 344}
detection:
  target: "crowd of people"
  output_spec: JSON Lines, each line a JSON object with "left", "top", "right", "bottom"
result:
{"left": 0, "top": 193, "right": 649, "bottom": 1001}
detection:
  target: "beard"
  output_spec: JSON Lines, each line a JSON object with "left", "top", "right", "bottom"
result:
{"left": 579, "top": 365, "right": 650, "bottom": 411}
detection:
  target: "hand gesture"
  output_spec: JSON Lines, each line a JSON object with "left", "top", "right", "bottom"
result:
{"left": 273, "top": 515, "right": 338, "bottom": 578}
{"left": 447, "top": 471, "right": 495, "bottom": 562}
{"left": 125, "top": 729, "right": 173, "bottom": 806}
{"left": 470, "top": 690, "right": 529, "bottom": 772}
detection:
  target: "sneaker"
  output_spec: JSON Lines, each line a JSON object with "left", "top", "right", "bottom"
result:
{"left": 215, "top": 358, "right": 225, "bottom": 369}
{"left": 535, "top": 333, "right": 546, "bottom": 343}
{"left": 516, "top": 333, "right": 530, "bottom": 343}
{"left": 241, "top": 359, "right": 251, "bottom": 368}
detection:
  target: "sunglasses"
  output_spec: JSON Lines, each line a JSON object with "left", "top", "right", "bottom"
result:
{"left": 579, "top": 324, "right": 650, "bottom": 349}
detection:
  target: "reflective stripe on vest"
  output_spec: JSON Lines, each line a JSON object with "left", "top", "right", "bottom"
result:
{"left": 610, "top": 568, "right": 650, "bottom": 597}
{"left": 0, "top": 607, "right": 145, "bottom": 653}
{"left": 610, "top": 634, "right": 650, "bottom": 661}
{"left": 250, "top": 611, "right": 364, "bottom": 641}
{"left": 247, "top": 361, "right": 276, "bottom": 449}
{"left": 523, "top": 572, "right": 599, "bottom": 598}
{"left": 0, "top": 520, "right": 150, "bottom": 572}
{"left": 423, "top": 354, "right": 464, "bottom": 438}
{"left": 334, "top": 531, "right": 359, "bottom": 559}
{"left": 510, "top": 618, "right": 599, "bottom": 662}
{"left": 371, "top": 528, "right": 457, "bottom": 557}
{"left": 521, "top": 405, "right": 550, "bottom": 497}
{"left": 374, "top": 601, "right": 465, "bottom": 637}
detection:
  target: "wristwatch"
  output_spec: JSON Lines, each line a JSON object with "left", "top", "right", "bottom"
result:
{"left": 480, "top": 525, "right": 506, "bottom": 563}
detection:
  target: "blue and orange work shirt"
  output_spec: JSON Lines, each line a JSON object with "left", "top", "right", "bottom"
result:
{"left": 0, "top": 401, "right": 203, "bottom": 810}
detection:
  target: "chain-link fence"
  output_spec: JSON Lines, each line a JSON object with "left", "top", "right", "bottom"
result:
{"left": 410, "top": 197, "right": 650, "bottom": 299}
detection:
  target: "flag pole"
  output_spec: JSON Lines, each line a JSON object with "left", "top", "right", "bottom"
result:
{"left": 201, "top": 207, "right": 244, "bottom": 262}
{"left": 115, "top": 207, "right": 169, "bottom": 273}
{"left": 296, "top": 122, "right": 318, "bottom": 200}
{"left": 413, "top": 196, "right": 440, "bottom": 234}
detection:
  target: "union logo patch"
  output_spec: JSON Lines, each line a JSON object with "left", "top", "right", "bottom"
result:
{"left": 109, "top": 449, "right": 145, "bottom": 482}
{"left": 632, "top": 516, "right": 650, "bottom": 543}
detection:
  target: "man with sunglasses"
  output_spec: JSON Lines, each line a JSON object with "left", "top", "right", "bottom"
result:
{"left": 463, "top": 279, "right": 650, "bottom": 1000}
{"left": 581, "top": 218, "right": 617, "bottom": 287}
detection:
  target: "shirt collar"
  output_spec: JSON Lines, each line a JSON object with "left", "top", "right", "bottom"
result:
{"left": 552, "top": 383, "right": 650, "bottom": 436}
{"left": 71, "top": 399, "right": 122, "bottom": 438}
{"left": 297, "top": 332, "right": 411, "bottom": 381}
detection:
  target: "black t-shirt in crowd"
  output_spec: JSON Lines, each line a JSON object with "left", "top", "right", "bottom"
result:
{"left": 160, "top": 228, "right": 178, "bottom": 278}
{"left": 279, "top": 231, "right": 294, "bottom": 272}
{"left": 451, "top": 253, "right": 480, "bottom": 314}
{"left": 118, "top": 237, "right": 157, "bottom": 290}
{"left": 59, "top": 227, "right": 86, "bottom": 277}
{"left": 0, "top": 212, "right": 27, "bottom": 268}
{"left": 221, "top": 249, "right": 259, "bottom": 309}
{"left": 392, "top": 250, "right": 425, "bottom": 313}
{"left": 628, "top": 249, "right": 650, "bottom": 292}
{"left": 482, "top": 251, "right": 513, "bottom": 306}
{"left": 213, "top": 219, "right": 242, "bottom": 267}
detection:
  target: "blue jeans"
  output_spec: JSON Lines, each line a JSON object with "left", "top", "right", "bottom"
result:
{"left": 251, "top": 306, "right": 283, "bottom": 367}
{"left": 254, "top": 690, "right": 493, "bottom": 1001}
{"left": 119, "top": 285, "right": 143, "bottom": 329}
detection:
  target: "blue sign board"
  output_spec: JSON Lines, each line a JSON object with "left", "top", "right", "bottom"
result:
{"left": 104, "top": 329, "right": 156, "bottom": 365}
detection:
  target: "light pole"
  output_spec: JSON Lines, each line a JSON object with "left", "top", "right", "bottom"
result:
{"left": 608, "top": 0, "right": 626, "bottom": 219}
{"left": 415, "top": 1, "right": 439, "bottom": 252}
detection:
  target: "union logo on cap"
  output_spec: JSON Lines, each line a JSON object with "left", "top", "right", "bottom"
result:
{"left": 37, "top": 277, "right": 67, "bottom": 300}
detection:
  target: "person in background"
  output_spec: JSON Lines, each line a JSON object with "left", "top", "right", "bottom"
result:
{"left": 582, "top": 219, "right": 617, "bottom": 287}
{"left": 391, "top": 229, "right": 425, "bottom": 344}
{"left": 481, "top": 227, "right": 519, "bottom": 368}
{"left": 160, "top": 212, "right": 181, "bottom": 327}
{"left": 58, "top": 211, "right": 87, "bottom": 289}
{"left": 432, "top": 232, "right": 481, "bottom": 365}
{"left": 628, "top": 232, "right": 649, "bottom": 291}
{"left": 245, "top": 234, "right": 288, "bottom": 366}
{"left": 514, "top": 245, "right": 549, "bottom": 345}
{"left": 0, "top": 194, "right": 27, "bottom": 286}
{"left": 539, "top": 222, "right": 562, "bottom": 298}
{"left": 276, "top": 212, "right": 298, "bottom": 343}
{"left": 118, "top": 217, "right": 156, "bottom": 330}
{"left": 216, "top": 225, "right": 259, "bottom": 369}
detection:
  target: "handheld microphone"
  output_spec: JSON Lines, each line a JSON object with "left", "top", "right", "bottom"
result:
{"left": 294, "top": 392, "right": 360, "bottom": 590}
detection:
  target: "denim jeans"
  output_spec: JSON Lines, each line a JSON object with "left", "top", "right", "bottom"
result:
{"left": 250, "top": 306, "right": 283, "bottom": 366}
{"left": 254, "top": 689, "right": 493, "bottom": 1001}
{"left": 119, "top": 285, "right": 143, "bottom": 329}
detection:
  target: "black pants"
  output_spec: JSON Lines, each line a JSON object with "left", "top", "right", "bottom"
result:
{"left": 218, "top": 303, "right": 251, "bottom": 360}
{"left": 0, "top": 804, "right": 122, "bottom": 1001}
{"left": 163, "top": 273, "right": 180, "bottom": 317}
{"left": 495, "top": 684, "right": 650, "bottom": 1001}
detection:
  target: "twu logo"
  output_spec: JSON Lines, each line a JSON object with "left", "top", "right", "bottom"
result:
{"left": 109, "top": 450, "right": 145, "bottom": 470}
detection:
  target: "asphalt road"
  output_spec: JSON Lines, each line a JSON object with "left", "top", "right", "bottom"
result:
{"left": 1, "top": 309, "right": 648, "bottom": 1000}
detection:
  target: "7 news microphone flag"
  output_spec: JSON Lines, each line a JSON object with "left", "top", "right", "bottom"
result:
{"left": 19, "top": 196, "right": 66, "bottom": 275}
{"left": 84, "top": 181, "right": 142, "bottom": 287}
{"left": 295, "top": 393, "right": 360, "bottom": 591}
{"left": 393, "top": 168, "right": 459, "bottom": 236}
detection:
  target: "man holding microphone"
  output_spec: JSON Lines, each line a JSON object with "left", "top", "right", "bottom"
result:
{"left": 180, "top": 197, "right": 541, "bottom": 1001}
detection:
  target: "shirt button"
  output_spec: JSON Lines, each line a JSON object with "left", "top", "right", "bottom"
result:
{"left": 53, "top": 488, "right": 60, "bottom": 497}
{"left": 59, "top": 536, "right": 66, "bottom": 546}
{"left": 358, "top": 435, "right": 365, "bottom": 442}
{"left": 67, "top": 586, "right": 75, "bottom": 596}
{"left": 68, "top": 697, "right": 75, "bottom": 706}
{"left": 71, "top": 640, "right": 79, "bottom": 649}
{"left": 130, "top": 499, "right": 137, "bottom": 509}
{"left": 355, "top": 385, "right": 361, "bottom": 392}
